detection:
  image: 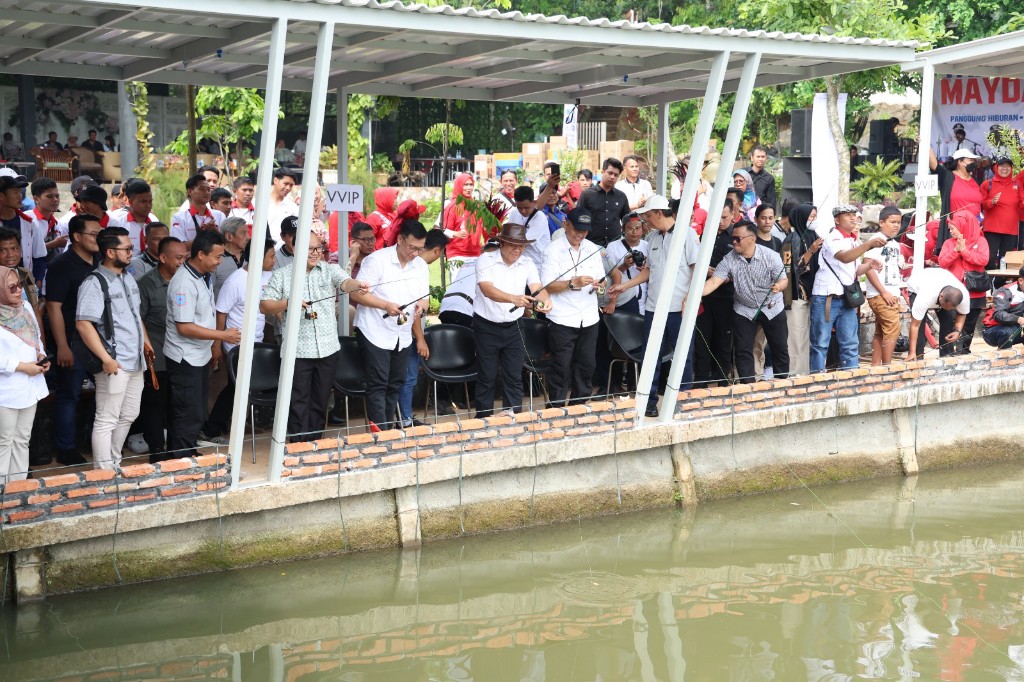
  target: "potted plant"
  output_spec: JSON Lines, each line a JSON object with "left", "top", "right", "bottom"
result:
{"left": 320, "top": 145, "right": 339, "bottom": 185}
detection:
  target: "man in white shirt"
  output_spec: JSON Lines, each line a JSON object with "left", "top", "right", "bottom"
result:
{"left": 809, "top": 205, "right": 886, "bottom": 372}
{"left": 170, "top": 174, "right": 225, "bottom": 245}
{"left": 615, "top": 155, "right": 653, "bottom": 211}
{"left": 350, "top": 221, "right": 430, "bottom": 431}
{"left": 267, "top": 168, "right": 298, "bottom": 245}
{"left": 864, "top": 207, "right": 905, "bottom": 366}
{"left": 175, "top": 166, "right": 222, "bottom": 212}
{"left": 905, "top": 267, "right": 970, "bottom": 361}
{"left": 107, "top": 179, "right": 159, "bottom": 256}
{"left": 542, "top": 207, "right": 606, "bottom": 407}
{"left": 472, "top": 225, "right": 551, "bottom": 417}
{"left": 505, "top": 183, "right": 557, "bottom": 271}
{"left": 229, "top": 176, "right": 256, "bottom": 229}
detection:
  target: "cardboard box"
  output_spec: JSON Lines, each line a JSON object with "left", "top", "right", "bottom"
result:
{"left": 522, "top": 142, "right": 549, "bottom": 157}
{"left": 581, "top": 150, "right": 600, "bottom": 173}
{"left": 1005, "top": 250, "right": 1024, "bottom": 271}
{"left": 548, "top": 135, "right": 567, "bottom": 148}
{"left": 599, "top": 139, "right": 635, "bottom": 164}
{"left": 473, "top": 154, "right": 494, "bottom": 179}
{"left": 522, "top": 153, "right": 545, "bottom": 172}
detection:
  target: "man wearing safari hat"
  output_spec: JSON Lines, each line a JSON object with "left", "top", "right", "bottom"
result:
{"left": 473, "top": 223, "right": 551, "bottom": 418}
{"left": 542, "top": 207, "right": 605, "bottom": 407}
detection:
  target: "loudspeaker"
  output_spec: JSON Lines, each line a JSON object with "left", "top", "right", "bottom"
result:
{"left": 783, "top": 156, "right": 813, "bottom": 190}
{"left": 791, "top": 109, "right": 813, "bottom": 156}
{"left": 868, "top": 119, "right": 899, "bottom": 156}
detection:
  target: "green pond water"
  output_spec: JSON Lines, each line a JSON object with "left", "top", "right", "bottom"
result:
{"left": 4, "top": 463, "right": 1024, "bottom": 681}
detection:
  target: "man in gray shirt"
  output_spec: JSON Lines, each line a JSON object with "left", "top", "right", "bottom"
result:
{"left": 76, "top": 226, "right": 153, "bottom": 469}
{"left": 702, "top": 221, "right": 790, "bottom": 384}
{"left": 164, "top": 230, "right": 240, "bottom": 456}
{"left": 212, "top": 216, "right": 248, "bottom": 297}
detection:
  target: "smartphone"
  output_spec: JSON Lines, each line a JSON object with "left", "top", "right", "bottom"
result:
{"left": 550, "top": 163, "right": 560, "bottom": 177}
{"left": 36, "top": 354, "right": 55, "bottom": 366}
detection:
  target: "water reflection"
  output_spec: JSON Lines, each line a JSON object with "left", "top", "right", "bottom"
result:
{"left": 5, "top": 464, "right": 1024, "bottom": 681}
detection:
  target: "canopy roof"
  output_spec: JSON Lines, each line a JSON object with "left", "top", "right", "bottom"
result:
{"left": 904, "top": 29, "right": 1024, "bottom": 78}
{"left": 0, "top": 0, "right": 918, "bottom": 106}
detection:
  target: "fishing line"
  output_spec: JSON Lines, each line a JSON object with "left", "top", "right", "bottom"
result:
{"left": 509, "top": 244, "right": 606, "bottom": 312}
{"left": 335, "top": 434, "right": 349, "bottom": 551}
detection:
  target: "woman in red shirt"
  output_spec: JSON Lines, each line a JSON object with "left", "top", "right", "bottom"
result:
{"left": 938, "top": 210, "right": 989, "bottom": 353}
{"left": 982, "top": 157, "right": 1024, "bottom": 268}
{"left": 364, "top": 187, "right": 399, "bottom": 250}
{"left": 441, "top": 173, "right": 488, "bottom": 268}
{"left": 929, "top": 147, "right": 983, "bottom": 258}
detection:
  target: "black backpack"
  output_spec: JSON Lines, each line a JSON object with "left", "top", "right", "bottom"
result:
{"left": 71, "top": 272, "right": 116, "bottom": 374}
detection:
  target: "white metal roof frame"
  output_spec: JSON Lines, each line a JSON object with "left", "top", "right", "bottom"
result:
{"left": 0, "top": 0, "right": 919, "bottom": 107}
{"left": 903, "top": 29, "right": 1024, "bottom": 78}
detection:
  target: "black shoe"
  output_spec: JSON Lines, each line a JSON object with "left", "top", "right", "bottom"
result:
{"left": 644, "top": 405, "right": 659, "bottom": 418}
{"left": 57, "top": 450, "right": 87, "bottom": 466}
{"left": 29, "top": 454, "right": 52, "bottom": 467}
{"left": 328, "top": 412, "right": 347, "bottom": 425}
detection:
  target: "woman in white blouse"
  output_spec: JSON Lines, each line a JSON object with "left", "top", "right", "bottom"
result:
{"left": 0, "top": 266, "right": 50, "bottom": 483}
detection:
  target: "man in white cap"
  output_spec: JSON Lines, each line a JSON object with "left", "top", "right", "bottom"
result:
{"left": 608, "top": 194, "right": 699, "bottom": 416}
{"left": 472, "top": 224, "right": 551, "bottom": 417}
{"left": 808, "top": 204, "right": 886, "bottom": 372}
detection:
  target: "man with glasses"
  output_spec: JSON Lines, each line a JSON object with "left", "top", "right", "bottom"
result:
{"left": 76, "top": 227, "right": 152, "bottom": 469}
{"left": 44, "top": 214, "right": 101, "bottom": 465}
{"left": 261, "top": 230, "right": 368, "bottom": 441}
{"left": 701, "top": 221, "right": 789, "bottom": 384}
{"left": 347, "top": 221, "right": 376, "bottom": 279}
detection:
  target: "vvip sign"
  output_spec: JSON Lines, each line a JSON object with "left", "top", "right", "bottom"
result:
{"left": 325, "top": 184, "right": 363, "bottom": 212}
{"left": 914, "top": 174, "right": 939, "bottom": 197}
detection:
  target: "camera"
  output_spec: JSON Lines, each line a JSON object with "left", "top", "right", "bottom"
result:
{"left": 628, "top": 249, "right": 646, "bottom": 268}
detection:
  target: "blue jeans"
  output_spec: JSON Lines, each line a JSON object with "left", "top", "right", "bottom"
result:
{"left": 54, "top": 358, "right": 86, "bottom": 452}
{"left": 982, "top": 324, "right": 1024, "bottom": 349}
{"left": 809, "top": 295, "right": 859, "bottom": 372}
{"left": 642, "top": 310, "right": 694, "bottom": 411}
{"left": 398, "top": 351, "right": 420, "bottom": 425}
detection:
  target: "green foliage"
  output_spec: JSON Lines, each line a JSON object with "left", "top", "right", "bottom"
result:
{"left": 987, "top": 127, "right": 1024, "bottom": 169}
{"left": 372, "top": 153, "right": 395, "bottom": 175}
{"left": 347, "top": 162, "right": 375, "bottom": 214}
{"left": 149, "top": 163, "right": 190, "bottom": 223}
{"left": 850, "top": 157, "right": 905, "bottom": 204}
{"left": 319, "top": 145, "right": 338, "bottom": 171}
{"left": 347, "top": 94, "right": 375, "bottom": 173}
{"left": 555, "top": 149, "right": 586, "bottom": 183}
{"left": 166, "top": 87, "right": 277, "bottom": 177}
{"left": 127, "top": 82, "right": 155, "bottom": 181}
{"left": 425, "top": 123, "right": 464, "bottom": 148}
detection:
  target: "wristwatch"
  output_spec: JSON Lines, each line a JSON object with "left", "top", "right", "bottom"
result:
{"left": 567, "top": 281, "right": 578, "bottom": 291}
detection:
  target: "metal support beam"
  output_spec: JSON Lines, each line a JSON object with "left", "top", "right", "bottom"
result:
{"left": 4, "top": 9, "right": 138, "bottom": 66}
{"left": 337, "top": 88, "right": 350, "bottom": 336}
{"left": 328, "top": 39, "right": 508, "bottom": 90}
{"left": 121, "top": 23, "right": 271, "bottom": 81}
{"left": 655, "top": 51, "right": 762, "bottom": 424}
{"left": 228, "top": 31, "right": 389, "bottom": 82}
{"left": 656, "top": 102, "right": 670, "bottom": 195}
{"left": 117, "top": 81, "right": 138, "bottom": 176}
{"left": 268, "top": 20, "right": 336, "bottom": 483}
{"left": 913, "top": 60, "right": 935, "bottom": 274}
{"left": 227, "top": 17, "right": 288, "bottom": 490}
{"left": 16, "top": 76, "right": 35, "bottom": 151}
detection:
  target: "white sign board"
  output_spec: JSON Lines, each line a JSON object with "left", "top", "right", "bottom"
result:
{"left": 325, "top": 184, "right": 364, "bottom": 213}
{"left": 563, "top": 104, "right": 579, "bottom": 150}
{"left": 931, "top": 76, "right": 1024, "bottom": 161}
{"left": 915, "top": 174, "right": 939, "bottom": 197}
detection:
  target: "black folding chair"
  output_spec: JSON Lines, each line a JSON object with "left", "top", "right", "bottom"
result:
{"left": 602, "top": 311, "right": 673, "bottom": 396}
{"left": 332, "top": 335, "right": 369, "bottom": 432}
{"left": 518, "top": 316, "right": 551, "bottom": 411}
{"left": 422, "top": 324, "right": 477, "bottom": 422}
{"left": 227, "top": 343, "right": 280, "bottom": 463}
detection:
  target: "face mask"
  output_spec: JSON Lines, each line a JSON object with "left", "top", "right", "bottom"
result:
{"left": 965, "top": 162, "right": 978, "bottom": 173}
{"left": 807, "top": 219, "right": 819, "bottom": 231}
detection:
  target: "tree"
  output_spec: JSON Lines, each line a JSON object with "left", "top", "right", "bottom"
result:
{"left": 740, "top": 0, "right": 944, "bottom": 202}
{"left": 166, "top": 87, "right": 278, "bottom": 177}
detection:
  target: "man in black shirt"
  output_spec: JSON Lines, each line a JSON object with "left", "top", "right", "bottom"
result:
{"left": 44, "top": 214, "right": 100, "bottom": 465}
{"left": 576, "top": 158, "right": 629, "bottom": 247}
{"left": 82, "top": 130, "right": 105, "bottom": 154}
{"left": 744, "top": 144, "right": 776, "bottom": 209}
{"left": 694, "top": 200, "right": 736, "bottom": 386}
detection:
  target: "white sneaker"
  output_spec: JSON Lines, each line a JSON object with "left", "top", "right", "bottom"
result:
{"left": 500, "top": 408, "right": 515, "bottom": 418}
{"left": 763, "top": 365, "right": 774, "bottom": 380}
{"left": 126, "top": 433, "right": 149, "bottom": 454}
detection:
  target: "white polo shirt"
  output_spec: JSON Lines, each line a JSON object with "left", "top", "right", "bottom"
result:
{"left": 19, "top": 208, "right": 50, "bottom": 262}
{"left": 615, "top": 178, "right": 653, "bottom": 208}
{"left": 170, "top": 205, "right": 225, "bottom": 242}
{"left": 439, "top": 260, "right": 477, "bottom": 320}
{"left": 812, "top": 227, "right": 859, "bottom": 297}
{"left": 541, "top": 238, "right": 605, "bottom": 328}
{"left": 354, "top": 246, "right": 429, "bottom": 351}
{"left": 473, "top": 249, "right": 541, "bottom": 323}
{"left": 907, "top": 268, "right": 970, "bottom": 321}
{"left": 505, "top": 208, "right": 551, "bottom": 271}
{"left": 216, "top": 267, "right": 270, "bottom": 353}
{"left": 107, "top": 209, "right": 160, "bottom": 255}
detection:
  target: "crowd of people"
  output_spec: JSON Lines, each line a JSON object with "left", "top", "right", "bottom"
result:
{"left": 1, "top": 139, "right": 1022, "bottom": 484}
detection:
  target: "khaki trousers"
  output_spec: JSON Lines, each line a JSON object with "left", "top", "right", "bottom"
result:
{"left": 787, "top": 300, "right": 811, "bottom": 376}
{"left": 93, "top": 370, "right": 144, "bottom": 470}
{"left": 0, "top": 403, "right": 35, "bottom": 482}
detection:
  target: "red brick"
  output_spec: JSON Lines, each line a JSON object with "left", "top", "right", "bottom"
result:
{"left": 82, "top": 469, "right": 115, "bottom": 482}
{"left": 460, "top": 418, "right": 486, "bottom": 430}
{"left": 749, "top": 381, "right": 774, "bottom": 391}
{"left": 707, "top": 386, "right": 732, "bottom": 396}
{"left": 67, "top": 486, "right": 102, "bottom": 498}
{"left": 283, "top": 456, "right": 300, "bottom": 466}
{"left": 406, "top": 425, "right": 433, "bottom": 437}
{"left": 285, "top": 442, "right": 315, "bottom": 454}
{"left": 289, "top": 466, "right": 321, "bottom": 478}
{"left": 120, "top": 463, "right": 156, "bottom": 478}
{"left": 139, "top": 476, "right": 174, "bottom": 489}
{"left": 1009, "top": 358, "right": 1024, "bottom": 366}
{"left": 339, "top": 449, "right": 361, "bottom": 460}
{"left": 3, "top": 478, "right": 39, "bottom": 493}
{"left": 563, "top": 404, "right": 587, "bottom": 416}
{"left": 432, "top": 421, "right": 460, "bottom": 433}
{"left": 381, "top": 454, "right": 407, "bottom": 464}
{"left": 552, "top": 418, "right": 574, "bottom": 428}
{"left": 791, "top": 375, "right": 814, "bottom": 386}
{"left": 320, "top": 464, "right": 342, "bottom": 474}
{"left": 124, "top": 493, "right": 157, "bottom": 503}
{"left": 345, "top": 432, "right": 375, "bottom": 445}
{"left": 314, "top": 438, "right": 341, "bottom": 450}
{"left": 196, "top": 481, "right": 228, "bottom": 491}
{"left": 8, "top": 510, "right": 43, "bottom": 523}
{"left": 410, "top": 450, "right": 435, "bottom": 459}
{"left": 0, "top": 499, "right": 20, "bottom": 509}
{"left": 40, "top": 473, "right": 80, "bottom": 487}
{"left": 161, "top": 486, "right": 193, "bottom": 497}
{"left": 349, "top": 458, "right": 376, "bottom": 469}
{"left": 415, "top": 436, "right": 444, "bottom": 447}
{"left": 88, "top": 499, "right": 119, "bottom": 509}
{"left": 50, "top": 502, "right": 84, "bottom": 514}
{"left": 541, "top": 429, "right": 566, "bottom": 440}
{"left": 471, "top": 428, "right": 498, "bottom": 440}
{"left": 539, "top": 407, "right": 565, "bottom": 419}
{"left": 500, "top": 426, "right": 527, "bottom": 435}
{"left": 173, "top": 473, "right": 206, "bottom": 482}
{"left": 786, "top": 387, "right": 807, "bottom": 396}
{"left": 685, "top": 388, "right": 711, "bottom": 400}
{"left": 158, "top": 458, "right": 193, "bottom": 473}
{"left": 490, "top": 438, "right": 514, "bottom": 448}
{"left": 375, "top": 429, "right": 404, "bottom": 442}
{"left": 464, "top": 442, "right": 490, "bottom": 451}
{"left": 362, "top": 446, "right": 387, "bottom": 455}
{"left": 303, "top": 453, "right": 331, "bottom": 464}
{"left": 514, "top": 411, "right": 538, "bottom": 423}
{"left": 27, "top": 492, "right": 61, "bottom": 505}
{"left": 438, "top": 445, "right": 462, "bottom": 455}
{"left": 485, "top": 415, "right": 513, "bottom": 426}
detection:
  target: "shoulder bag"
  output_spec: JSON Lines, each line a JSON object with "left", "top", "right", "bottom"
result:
{"left": 71, "top": 272, "right": 117, "bottom": 374}
{"left": 821, "top": 250, "right": 865, "bottom": 308}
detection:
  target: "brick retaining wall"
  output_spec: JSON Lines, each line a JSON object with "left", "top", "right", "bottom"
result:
{"left": 280, "top": 347, "right": 1024, "bottom": 478}
{"left": 1, "top": 454, "right": 228, "bottom": 526}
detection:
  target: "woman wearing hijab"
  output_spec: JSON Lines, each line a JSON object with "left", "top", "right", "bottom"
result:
{"left": 441, "top": 173, "right": 488, "bottom": 275}
{"left": 364, "top": 187, "right": 399, "bottom": 250}
{"left": 780, "top": 203, "right": 824, "bottom": 375}
{"left": 732, "top": 169, "right": 761, "bottom": 222}
{"left": 0, "top": 266, "right": 50, "bottom": 482}
{"left": 929, "top": 147, "right": 984, "bottom": 258}
{"left": 938, "top": 210, "right": 989, "bottom": 354}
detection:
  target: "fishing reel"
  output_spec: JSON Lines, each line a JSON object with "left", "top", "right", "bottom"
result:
{"left": 628, "top": 249, "right": 646, "bottom": 269}
{"left": 304, "top": 309, "right": 319, "bottom": 320}
{"left": 395, "top": 312, "right": 409, "bottom": 326}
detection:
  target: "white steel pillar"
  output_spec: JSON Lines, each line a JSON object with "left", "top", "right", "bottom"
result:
{"left": 634, "top": 50, "right": 730, "bottom": 426}
{"left": 337, "top": 87, "right": 350, "bottom": 335}
{"left": 656, "top": 52, "right": 762, "bottom": 424}
{"left": 656, "top": 102, "right": 671, "bottom": 194}
{"left": 116, "top": 81, "right": 138, "bottom": 176}
{"left": 227, "top": 17, "right": 287, "bottom": 488}
{"left": 268, "top": 21, "right": 336, "bottom": 483}
{"left": 913, "top": 60, "right": 935, "bottom": 273}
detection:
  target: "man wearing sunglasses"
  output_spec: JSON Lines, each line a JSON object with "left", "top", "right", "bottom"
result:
{"left": 701, "top": 221, "right": 790, "bottom": 384}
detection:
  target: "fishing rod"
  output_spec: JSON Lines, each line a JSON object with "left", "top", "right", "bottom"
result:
{"left": 507, "top": 243, "right": 606, "bottom": 312}
{"left": 751, "top": 266, "right": 787, "bottom": 322}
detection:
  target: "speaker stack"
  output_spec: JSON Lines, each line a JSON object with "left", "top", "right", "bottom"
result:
{"left": 783, "top": 109, "right": 813, "bottom": 205}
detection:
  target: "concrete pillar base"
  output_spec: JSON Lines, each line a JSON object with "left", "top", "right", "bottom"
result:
{"left": 14, "top": 548, "right": 46, "bottom": 602}
{"left": 395, "top": 486, "right": 422, "bottom": 547}
{"left": 890, "top": 408, "right": 920, "bottom": 475}
{"left": 670, "top": 443, "right": 698, "bottom": 507}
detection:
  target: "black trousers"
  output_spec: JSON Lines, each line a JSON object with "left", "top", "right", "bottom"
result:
{"left": 986, "top": 232, "right": 1018, "bottom": 269}
{"left": 439, "top": 310, "right": 473, "bottom": 327}
{"left": 546, "top": 321, "right": 598, "bottom": 407}
{"left": 358, "top": 333, "right": 410, "bottom": 430}
{"left": 473, "top": 315, "right": 526, "bottom": 417}
{"left": 167, "top": 358, "right": 209, "bottom": 457}
{"left": 732, "top": 311, "right": 790, "bottom": 384}
{"left": 140, "top": 370, "right": 173, "bottom": 460}
{"left": 204, "top": 383, "right": 234, "bottom": 438}
{"left": 694, "top": 297, "right": 734, "bottom": 384}
{"left": 288, "top": 352, "right": 339, "bottom": 442}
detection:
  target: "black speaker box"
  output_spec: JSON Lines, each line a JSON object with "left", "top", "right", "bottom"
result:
{"left": 791, "top": 109, "right": 813, "bottom": 157}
